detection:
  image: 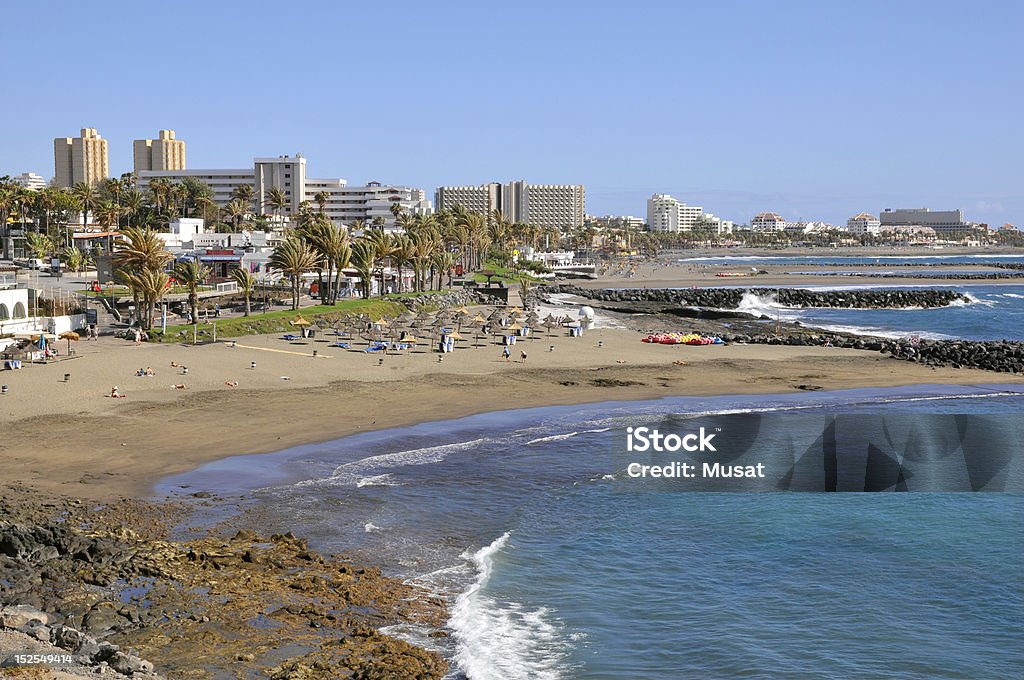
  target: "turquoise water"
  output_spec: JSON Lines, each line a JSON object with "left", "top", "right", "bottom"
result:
{"left": 159, "top": 386, "right": 1024, "bottom": 679}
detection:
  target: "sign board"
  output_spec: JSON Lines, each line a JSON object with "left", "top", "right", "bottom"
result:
{"left": 86, "top": 309, "right": 98, "bottom": 325}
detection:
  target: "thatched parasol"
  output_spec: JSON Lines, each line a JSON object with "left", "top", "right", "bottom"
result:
{"left": 290, "top": 316, "right": 311, "bottom": 327}
{"left": 59, "top": 330, "right": 80, "bottom": 353}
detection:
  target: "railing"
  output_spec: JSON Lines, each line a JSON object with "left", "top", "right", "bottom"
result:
{"left": 215, "top": 281, "right": 238, "bottom": 293}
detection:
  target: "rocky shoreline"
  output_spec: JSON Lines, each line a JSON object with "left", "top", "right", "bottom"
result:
{"left": 0, "top": 488, "right": 448, "bottom": 679}
{"left": 540, "top": 285, "right": 1024, "bottom": 375}
{"left": 545, "top": 284, "right": 969, "bottom": 309}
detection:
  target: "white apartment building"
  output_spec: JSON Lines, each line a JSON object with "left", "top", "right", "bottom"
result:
{"left": 434, "top": 184, "right": 499, "bottom": 216}
{"left": 879, "top": 208, "right": 974, "bottom": 233}
{"left": 10, "top": 172, "right": 46, "bottom": 191}
{"left": 138, "top": 168, "right": 255, "bottom": 207}
{"left": 701, "top": 213, "right": 735, "bottom": 235}
{"left": 588, "top": 215, "right": 646, "bottom": 230}
{"left": 435, "top": 180, "right": 585, "bottom": 229}
{"left": 525, "top": 184, "right": 585, "bottom": 230}
{"left": 646, "top": 194, "right": 704, "bottom": 232}
{"left": 139, "top": 155, "right": 430, "bottom": 229}
{"left": 847, "top": 212, "right": 881, "bottom": 235}
{"left": 750, "top": 212, "right": 788, "bottom": 231}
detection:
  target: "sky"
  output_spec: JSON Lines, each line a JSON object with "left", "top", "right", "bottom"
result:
{"left": 1, "top": 0, "right": 1021, "bottom": 226}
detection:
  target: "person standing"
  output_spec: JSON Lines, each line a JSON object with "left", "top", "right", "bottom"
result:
{"left": 502, "top": 346, "right": 511, "bottom": 362}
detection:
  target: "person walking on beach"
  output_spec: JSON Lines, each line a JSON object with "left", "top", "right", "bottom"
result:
{"left": 520, "top": 350, "right": 528, "bottom": 363}
{"left": 502, "top": 346, "right": 511, "bottom": 362}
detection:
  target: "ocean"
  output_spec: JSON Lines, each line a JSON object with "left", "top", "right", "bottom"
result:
{"left": 676, "top": 254, "right": 1024, "bottom": 267}
{"left": 158, "top": 386, "right": 1024, "bottom": 679}
{"left": 728, "top": 283, "right": 1024, "bottom": 341}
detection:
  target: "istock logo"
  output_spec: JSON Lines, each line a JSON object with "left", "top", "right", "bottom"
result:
{"left": 626, "top": 426, "right": 717, "bottom": 452}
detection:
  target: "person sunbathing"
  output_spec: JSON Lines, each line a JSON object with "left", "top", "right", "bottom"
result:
{"left": 170, "top": 361, "right": 180, "bottom": 368}
{"left": 171, "top": 384, "right": 187, "bottom": 389}
{"left": 110, "top": 386, "right": 125, "bottom": 398}
{"left": 224, "top": 380, "right": 239, "bottom": 387}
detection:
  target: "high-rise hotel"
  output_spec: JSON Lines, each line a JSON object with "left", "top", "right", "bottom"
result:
{"left": 53, "top": 128, "right": 109, "bottom": 188}
{"left": 435, "top": 180, "right": 585, "bottom": 230}
{"left": 134, "top": 129, "right": 186, "bottom": 174}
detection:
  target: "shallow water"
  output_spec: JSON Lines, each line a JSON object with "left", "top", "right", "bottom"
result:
{"left": 159, "top": 386, "right": 1024, "bottom": 679}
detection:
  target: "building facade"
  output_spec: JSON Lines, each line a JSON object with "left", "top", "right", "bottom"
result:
{"left": 133, "top": 129, "right": 186, "bottom": 174}
{"left": 750, "top": 212, "right": 787, "bottom": 231}
{"left": 878, "top": 208, "right": 974, "bottom": 233}
{"left": 646, "top": 194, "right": 704, "bottom": 232}
{"left": 138, "top": 155, "right": 430, "bottom": 229}
{"left": 10, "top": 172, "right": 46, "bottom": 191}
{"left": 847, "top": 212, "right": 881, "bottom": 235}
{"left": 434, "top": 184, "right": 499, "bottom": 216}
{"left": 435, "top": 180, "right": 585, "bottom": 229}
{"left": 53, "top": 128, "right": 109, "bottom": 188}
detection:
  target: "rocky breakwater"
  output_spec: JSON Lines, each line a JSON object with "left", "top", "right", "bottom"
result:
{"left": 714, "top": 332, "right": 1024, "bottom": 374}
{"left": 544, "top": 284, "right": 970, "bottom": 310}
{"left": 0, "top": 494, "right": 448, "bottom": 679}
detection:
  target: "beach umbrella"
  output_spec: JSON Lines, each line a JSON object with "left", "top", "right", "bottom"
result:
{"left": 472, "top": 314, "right": 487, "bottom": 323}
{"left": 290, "top": 316, "right": 311, "bottom": 327}
{"left": 508, "top": 322, "right": 522, "bottom": 331}
{"left": 59, "top": 330, "right": 80, "bottom": 353}
{"left": 508, "top": 306, "right": 523, "bottom": 315}
{"left": 448, "top": 331, "right": 464, "bottom": 341}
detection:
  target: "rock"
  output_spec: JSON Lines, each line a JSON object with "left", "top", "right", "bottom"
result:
{"left": 51, "top": 623, "right": 87, "bottom": 652}
{"left": 0, "top": 604, "right": 52, "bottom": 629}
{"left": 107, "top": 650, "right": 154, "bottom": 675}
{"left": 82, "top": 601, "right": 129, "bottom": 636}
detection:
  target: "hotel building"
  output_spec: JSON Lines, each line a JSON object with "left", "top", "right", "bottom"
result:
{"left": 133, "top": 129, "right": 187, "bottom": 174}
{"left": 53, "top": 128, "right": 109, "bottom": 188}
{"left": 435, "top": 180, "right": 585, "bottom": 230}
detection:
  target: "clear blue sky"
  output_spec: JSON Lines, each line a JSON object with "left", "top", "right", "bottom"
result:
{"left": 2, "top": 0, "right": 1021, "bottom": 226}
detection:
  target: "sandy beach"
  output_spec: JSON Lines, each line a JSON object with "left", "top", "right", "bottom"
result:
{"left": 2, "top": 321, "right": 1021, "bottom": 502}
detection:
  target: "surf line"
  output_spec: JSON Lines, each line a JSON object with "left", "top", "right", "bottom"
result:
{"left": 229, "top": 343, "right": 332, "bottom": 358}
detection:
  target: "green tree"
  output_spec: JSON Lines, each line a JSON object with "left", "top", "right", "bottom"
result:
{"left": 270, "top": 236, "right": 318, "bottom": 310}
{"left": 231, "top": 267, "right": 256, "bottom": 316}
{"left": 349, "top": 240, "right": 376, "bottom": 300}
{"left": 174, "top": 259, "right": 212, "bottom": 324}
{"left": 113, "top": 227, "right": 173, "bottom": 329}
{"left": 265, "top": 187, "right": 289, "bottom": 225}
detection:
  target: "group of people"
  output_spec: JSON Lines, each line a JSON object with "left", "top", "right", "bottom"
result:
{"left": 501, "top": 347, "right": 528, "bottom": 363}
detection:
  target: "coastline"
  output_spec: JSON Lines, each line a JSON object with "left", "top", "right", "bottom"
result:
{"left": 2, "top": 326, "right": 1022, "bottom": 502}
{"left": 4, "top": 268, "right": 1024, "bottom": 678}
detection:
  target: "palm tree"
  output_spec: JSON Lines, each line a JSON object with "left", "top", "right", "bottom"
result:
{"left": 364, "top": 228, "right": 394, "bottom": 296}
{"left": 314, "top": 190, "right": 329, "bottom": 215}
{"left": 94, "top": 200, "right": 120, "bottom": 230}
{"left": 72, "top": 182, "right": 98, "bottom": 233}
{"left": 270, "top": 236, "right": 318, "bottom": 310}
{"left": 232, "top": 183, "right": 256, "bottom": 213}
{"left": 113, "top": 227, "right": 173, "bottom": 329}
{"left": 222, "top": 199, "right": 249, "bottom": 232}
{"left": 265, "top": 187, "right": 288, "bottom": 225}
{"left": 301, "top": 218, "right": 350, "bottom": 304}
{"left": 433, "top": 250, "right": 456, "bottom": 291}
{"left": 121, "top": 189, "right": 144, "bottom": 229}
{"left": 174, "top": 259, "right": 211, "bottom": 324}
{"left": 123, "top": 266, "right": 171, "bottom": 331}
{"left": 390, "top": 234, "right": 414, "bottom": 293}
{"left": 231, "top": 267, "right": 256, "bottom": 316}
{"left": 349, "top": 240, "right": 376, "bottom": 300}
